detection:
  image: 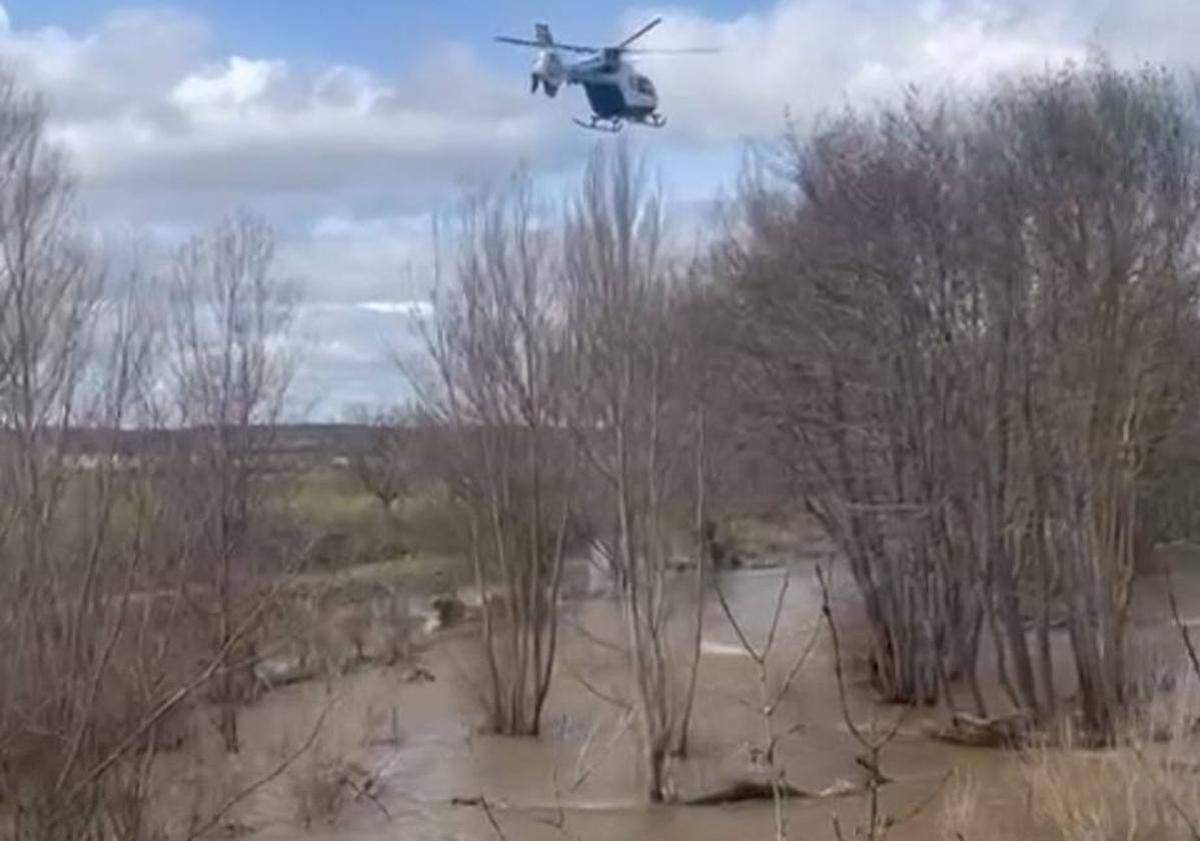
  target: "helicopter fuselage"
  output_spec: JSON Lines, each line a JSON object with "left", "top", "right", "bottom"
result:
{"left": 563, "top": 51, "right": 659, "bottom": 121}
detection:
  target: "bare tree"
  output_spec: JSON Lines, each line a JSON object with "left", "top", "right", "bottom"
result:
{"left": 416, "top": 170, "right": 573, "bottom": 736}
{"left": 719, "top": 97, "right": 989, "bottom": 708}
{"left": 166, "top": 211, "right": 300, "bottom": 753}
{"left": 562, "top": 142, "right": 707, "bottom": 801}
{"left": 346, "top": 405, "right": 414, "bottom": 514}
{"left": 978, "top": 62, "right": 1200, "bottom": 737}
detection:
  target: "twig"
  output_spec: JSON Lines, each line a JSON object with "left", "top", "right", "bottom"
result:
{"left": 460, "top": 716, "right": 514, "bottom": 840}
{"left": 713, "top": 569, "right": 813, "bottom": 841}
{"left": 567, "top": 664, "right": 631, "bottom": 711}
{"left": 714, "top": 573, "right": 764, "bottom": 663}
{"left": 70, "top": 595, "right": 274, "bottom": 800}
{"left": 816, "top": 564, "right": 907, "bottom": 841}
{"left": 346, "top": 774, "right": 393, "bottom": 821}
{"left": 571, "top": 708, "right": 634, "bottom": 792}
{"left": 67, "top": 541, "right": 320, "bottom": 804}
{"left": 774, "top": 621, "right": 823, "bottom": 712}
{"left": 1164, "top": 565, "right": 1200, "bottom": 684}
{"left": 565, "top": 617, "right": 628, "bottom": 656}
{"left": 818, "top": 565, "right": 871, "bottom": 746}
{"left": 534, "top": 766, "right": 567, "bottom": 832}
{"left": 1131, "top": 743, "right": 1200, "bottom": 841}
{"left": 763, "top": 572, "right": 791, "bottom": 660}
{"left": 533, "top": 806, "right": 569, "bottom": 832}
{"left": 894, "top": 769, "right": 952, "bottom": 825}
{"left": 477, "top": 794, "right": 509, "bottom": 841}
{"left": 184, "top": 695, "right": 337, "bottom": 841}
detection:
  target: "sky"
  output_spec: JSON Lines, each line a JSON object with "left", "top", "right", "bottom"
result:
{"left": 0, "top": 0, "right": 1196, "bottom": 419}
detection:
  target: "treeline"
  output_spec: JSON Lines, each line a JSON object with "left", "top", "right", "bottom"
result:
{"left": 717, "top": 60, "right": 1200, "bottom": 736}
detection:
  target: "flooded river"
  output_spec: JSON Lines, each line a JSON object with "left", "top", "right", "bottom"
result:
{"left": 191, "top": 555, "right": 1200, "bottom": 841}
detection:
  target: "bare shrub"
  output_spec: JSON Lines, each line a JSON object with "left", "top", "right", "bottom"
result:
{"left": 1022, "top": 742, "right": 1200, "bottom": 840}
{"left": 415, "top": 169, "right": 575, "bottom": 736}
{"left": 938, "top": 773, "right": 982, "bottom": 841}
{"left": 1011, "top": 674, "right": 1200, "bottom": 841}
{"left": 289, "top": 745, "right": 353, "bottom": 830}
{"left": 278, "top": 688, "right": 392, "bottom": 831}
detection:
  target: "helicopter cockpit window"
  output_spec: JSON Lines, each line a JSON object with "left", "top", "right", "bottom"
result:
{"left": 635, "top": 76, "right": 656, "bottom": 96}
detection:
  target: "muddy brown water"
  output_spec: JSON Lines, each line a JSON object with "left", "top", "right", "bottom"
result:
{"left": 176, "top": 555, "right": 1200, "bottom": 841}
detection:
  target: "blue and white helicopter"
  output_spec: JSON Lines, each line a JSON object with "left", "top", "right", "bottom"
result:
{"left": 495, "top": 18, "right": 716, "bottom": 133}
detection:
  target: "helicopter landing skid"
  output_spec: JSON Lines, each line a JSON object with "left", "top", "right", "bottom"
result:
{"left": 573, "top": 116, "right": 624, "bottom": 133}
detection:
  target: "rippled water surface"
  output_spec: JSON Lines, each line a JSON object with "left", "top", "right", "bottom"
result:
{"left": 204, "top": 556, "right": 1200, "bottom": 841}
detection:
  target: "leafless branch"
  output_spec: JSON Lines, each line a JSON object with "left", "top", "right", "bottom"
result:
{"left": 184, "top": 696, "right": 337, "bottom": 841}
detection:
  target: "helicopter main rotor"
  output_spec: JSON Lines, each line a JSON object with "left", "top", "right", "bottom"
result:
{"left": 494, "top": 16, "right": 718, "bottom": 58}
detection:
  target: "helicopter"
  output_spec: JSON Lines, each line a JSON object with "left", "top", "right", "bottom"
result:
{"left": 495, "top": 17, "right": 716, "bottom": 133}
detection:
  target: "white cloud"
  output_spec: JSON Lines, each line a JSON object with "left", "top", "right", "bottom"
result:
{"left": 1, "top": 10, "right": 210, "bottom": 121}
{"left": 171, "top": 56, "right": 285, "bottom": 111}
{"left": 274, "top": 213, "right": 440, "bottom": 304}
{"left": 0, "top": 9, "right": 575, "bottom": 228}
{"left": 619, "top": 0, "right": 1197, "bottom": 142}
{"left": 358, "top": 301, "right": 434, "bottom": 317}
{"left": 291, "top": 299, "right": 425, "bottom": 418}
